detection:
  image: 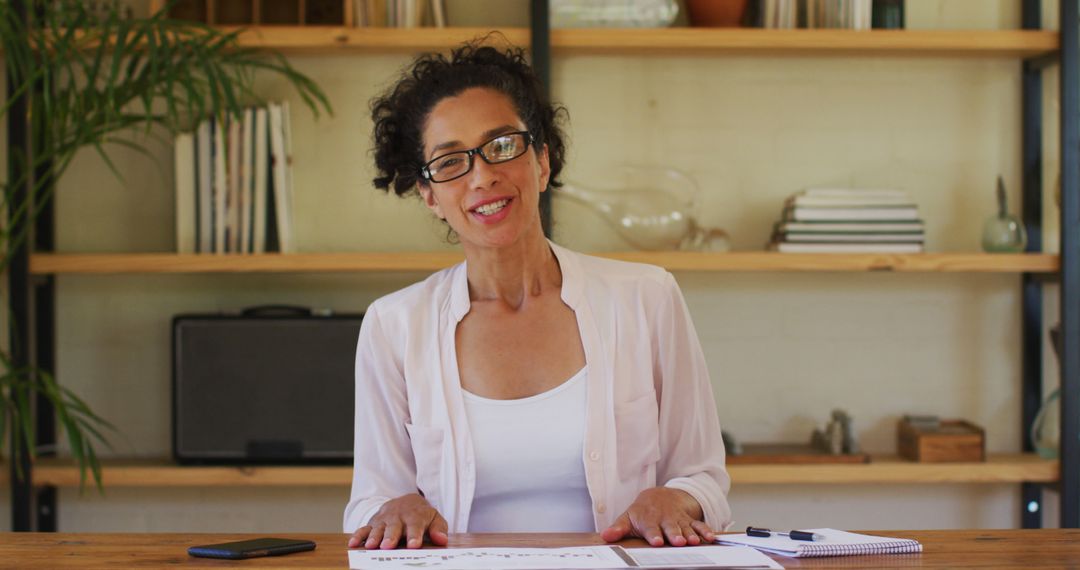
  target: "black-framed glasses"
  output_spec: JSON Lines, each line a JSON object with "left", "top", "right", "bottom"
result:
{"left": 420, "top": 131, "right": 534, "bottom": 183}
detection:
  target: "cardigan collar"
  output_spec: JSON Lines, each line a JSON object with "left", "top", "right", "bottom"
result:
{"left": 448, "top": 240, "right": 584, "bottom": 323}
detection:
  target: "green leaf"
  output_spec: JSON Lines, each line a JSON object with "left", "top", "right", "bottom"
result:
{"left": 0, "top": 0, "right": 331, "bottom": 490}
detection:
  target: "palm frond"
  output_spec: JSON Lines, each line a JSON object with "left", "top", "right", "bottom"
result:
{"left": 0, "top": 0, "right": 332, "bottom": 490}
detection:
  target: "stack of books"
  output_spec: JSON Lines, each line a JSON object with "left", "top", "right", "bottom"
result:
{"left": 173, "top": 102, "right": 295, "bottom": 255}
{"left": 354, "top": 0, "right": 446, "bottom": 27}
{"left": 748, "top": 0, "right": 901, "bottom": 30}
{"left": 768, "top": 188, "right": 925, "bottom": 253}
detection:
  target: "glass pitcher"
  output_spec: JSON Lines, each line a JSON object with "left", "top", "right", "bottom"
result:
{"left": 553, "top": 166, "right": 728, "bottom": 251}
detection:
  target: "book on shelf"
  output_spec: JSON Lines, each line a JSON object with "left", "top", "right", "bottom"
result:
{"left": 750, "top": 0, "right": 882, "bottom": 29}
{"left": 195, "top": 120, "right": 213, "bottom": 254}
{"left": 355, "top": 0, "right": 443, "bottom": 27}
{"left": 771, "top": 241, "right": 924, "bottom": 253}
{"left": 173, "top": 131, "right": 196, "bottom": 254}
{"left": 212, "top": 118, "right": 227, "bottom": 253}
{"left": 803, "top": 187, "right": 910, "bottom": 199}
{"left": 226, "top": 117, "right": 242, "bottom": 253}
{"left": 778, "top": 221, "right": 925, "bottom": 233}
{"left": 268, "top": 102, "right": 295, "bottom": 254}
{"left": 173, "top": 103, "right": 291, "bottom": 254}
{"left": 239, "top": 108, "right": 255, "bottom": 255}
{"left": 252, "top": 107, "right": 270, "bottom": 254}
{"left": 781, "top": 232, "right": 924, "bottom": 243}
{"left": 807, "top": 0, "right": 873, "bottom": 29}
{"left": 786, "top": 194, "right": 915, "bottom": 208}
{"left": 784, "top": 205, "right": 920, "bottom": 222}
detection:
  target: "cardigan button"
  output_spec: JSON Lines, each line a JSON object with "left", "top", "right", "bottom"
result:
{"left": 596, "top": 502, "right": 606, "bottom": 514}
{"left": 589, "top": 451, "right": 601, "bottom": 461}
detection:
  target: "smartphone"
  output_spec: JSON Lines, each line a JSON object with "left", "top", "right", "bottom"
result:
{"left": 187, "top": 537, "right": 316, "bottom": 559}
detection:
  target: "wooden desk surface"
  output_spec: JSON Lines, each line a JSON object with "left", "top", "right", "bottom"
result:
{"left": 1, "top": 530, "right": 1078, "bottom": 568}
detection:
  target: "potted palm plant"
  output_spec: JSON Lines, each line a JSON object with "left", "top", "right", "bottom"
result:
{"left": 0, "top": 0, "right": 331, "bottom": 489}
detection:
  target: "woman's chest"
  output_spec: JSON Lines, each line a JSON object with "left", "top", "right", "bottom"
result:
{"left": 455, "top": 299, "right": 586, "bottom": 399}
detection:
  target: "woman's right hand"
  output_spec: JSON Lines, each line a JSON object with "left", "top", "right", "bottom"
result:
{"left": 347, "top": 493, "right": 449, "bottom": 550}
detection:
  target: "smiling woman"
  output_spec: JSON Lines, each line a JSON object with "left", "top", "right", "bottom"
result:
{"left": 344, "top": 40, "right": 732, "bottom": 551}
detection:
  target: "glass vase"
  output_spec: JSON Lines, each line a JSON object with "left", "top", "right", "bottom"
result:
{"left": 553, "top": 166, "right": 728, "bottom": 251}
{"left": 981, "top": 214, "right": 1027, "bottom": 253}
{"left": 1031, "top": 388, "right": 1060, "bottom": 460}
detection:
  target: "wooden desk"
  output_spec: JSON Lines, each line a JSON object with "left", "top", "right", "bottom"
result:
{"left": 1, "top": 530, "right": 1078, "bottom": 568}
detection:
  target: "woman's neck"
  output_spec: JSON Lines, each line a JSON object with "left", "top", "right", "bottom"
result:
{"left": 462, "top": 230, "right": 561, "bottom": 310}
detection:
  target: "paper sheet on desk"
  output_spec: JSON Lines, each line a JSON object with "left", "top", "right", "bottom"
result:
{"left": 348, "top": 545, "right": 782, "bottom": 569}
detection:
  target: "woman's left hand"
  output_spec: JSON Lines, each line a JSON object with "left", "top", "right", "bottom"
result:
{"left": 600, "top": 487, "right": 716, "bottom": 547}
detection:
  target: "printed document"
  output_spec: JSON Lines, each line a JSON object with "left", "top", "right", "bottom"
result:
{"left": 348, "top": 545, "right": 782, "bottom": 569}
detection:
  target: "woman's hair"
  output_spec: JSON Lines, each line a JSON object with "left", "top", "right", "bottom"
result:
{"left": 370, "top": 38, "right": 568, "bottom": 197}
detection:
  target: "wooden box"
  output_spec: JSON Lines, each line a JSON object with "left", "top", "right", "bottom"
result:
{"left": 898, "top": 419, "right": 985, "bottom": 462}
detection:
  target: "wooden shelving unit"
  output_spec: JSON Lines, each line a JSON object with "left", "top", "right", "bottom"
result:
{"left": 29, "top": 252, "right": 1059, "bottom": 274}
{"left": 1, "top": 454, "right": 1055, "bottom": 488}
{"left": 229, "top": 27, "right": 1059, "bottom": 59}
{"left": 10, "top": 9, "right": 1072, "bottom": 531}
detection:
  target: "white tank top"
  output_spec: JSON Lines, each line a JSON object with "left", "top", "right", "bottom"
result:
{"left": 462, "top": 366, "right": 594, "bottom": 532}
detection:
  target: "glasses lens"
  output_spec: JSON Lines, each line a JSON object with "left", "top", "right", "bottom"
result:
{"left": 482, "top": 134, "right": 528, "bottom": 163}
{"left": 428, "top": 152, "right": 470, "bottom": 182}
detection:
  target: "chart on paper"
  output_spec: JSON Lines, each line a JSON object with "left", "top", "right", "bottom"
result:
{"left": 347, "top": 545, "right": 782, "bottom": 570}
{"left": 349, "top": 547, "right": 622, "bottom": 569}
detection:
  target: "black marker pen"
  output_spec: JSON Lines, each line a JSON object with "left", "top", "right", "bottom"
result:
{"left": 746, "top": 526, "right": 826, "bottom": 541}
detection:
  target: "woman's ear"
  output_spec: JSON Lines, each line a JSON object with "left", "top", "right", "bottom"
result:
{"left": 419, "top": 184, "right": 445, "bottom": 219}
{"left": 537, "top": 144, "right": 551, "bottom": 192}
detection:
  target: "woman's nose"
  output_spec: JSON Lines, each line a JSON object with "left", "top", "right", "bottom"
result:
{"left": 466, "top": 153, "right": 499, "bottom": 189}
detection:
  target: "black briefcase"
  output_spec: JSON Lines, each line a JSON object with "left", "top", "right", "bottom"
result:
{"left": 172, "top": 306, "right": 362, "bottom": 464}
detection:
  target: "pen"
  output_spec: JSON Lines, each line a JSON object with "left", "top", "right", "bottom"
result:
{"left": 746, "top": 526, "right": 826, "bottom": 542}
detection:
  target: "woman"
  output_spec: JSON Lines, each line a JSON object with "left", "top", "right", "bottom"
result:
{"left": 344, "top": 41, "right": 731, "bottom": 550}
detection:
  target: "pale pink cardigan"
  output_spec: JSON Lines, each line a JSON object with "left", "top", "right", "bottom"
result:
{"left": 343, "top": 242, "right": 731, "bottom": 533}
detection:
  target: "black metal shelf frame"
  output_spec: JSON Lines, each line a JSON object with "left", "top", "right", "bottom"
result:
{"left": 1057, "top": 0, "right": 1080, "bottom": 529}
{"left": 8, "top": 0, "right": 1080, "bottom": 531}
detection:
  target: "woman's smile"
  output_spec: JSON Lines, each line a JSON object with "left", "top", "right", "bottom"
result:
{"left": 470, "top": 197, "right": 514, "bottom": 223}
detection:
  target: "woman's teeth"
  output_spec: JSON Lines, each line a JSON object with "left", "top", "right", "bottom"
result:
{"left": 474, "top": 199, "right": 509, "bottom": 215}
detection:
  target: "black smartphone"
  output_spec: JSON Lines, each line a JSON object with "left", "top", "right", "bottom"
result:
{"left": 187, "top": 537, "right": 316, "bottom": 559}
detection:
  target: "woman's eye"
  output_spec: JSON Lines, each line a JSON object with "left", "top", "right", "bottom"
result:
{"left": 490, "top": 140, "right": 514, "bottom": 155}
{"left": 437, "top": 156, "right": 463, "bottom": 169}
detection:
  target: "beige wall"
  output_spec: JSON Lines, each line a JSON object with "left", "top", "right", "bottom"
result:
{"left": 2, "top": 0, "right": 1065, "bottom": 532}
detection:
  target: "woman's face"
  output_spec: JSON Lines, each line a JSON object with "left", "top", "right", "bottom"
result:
{"left": 419, "top": 87, "right": 550, "bottom": 251}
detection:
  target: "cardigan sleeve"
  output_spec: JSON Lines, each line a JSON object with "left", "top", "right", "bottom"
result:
{"left": 654, "top": 272, "right": 733, "bottom": 531}
{"left": 343, "top": 302, "right": 419, "bottom": 532}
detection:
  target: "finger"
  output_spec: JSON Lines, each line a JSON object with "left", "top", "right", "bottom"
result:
{"left": 365, "top": 523, "right": 385, "bottom": 550}
{"left": 661, "top": 520, "right": 688, "bottom": 547}
{"left": 381, "top": 520, "right": 404, "bottom": 549}
{"left": 428, "top": 513, "right": 450, "bottom": 546}
{"left": 691, "top": 520, "right": 716, "bottom": 543}
{"left": 403, "top": 518, "right": 426, "bottom": 549}
{"left": 639, "top": 521, "right": 665, "bottom": 547}
{"left": 349, "top": 526, "right": 370, "bottom": 549}
{"left": 600, "top": 513, "right": 633, "bottom": 543}
{"left": 684, "top": 523, "right": 702, "bottom": 546}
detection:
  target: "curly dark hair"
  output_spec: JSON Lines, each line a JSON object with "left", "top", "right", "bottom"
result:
{"left": 370, "top": 38, "right": 568, "bottom": 197}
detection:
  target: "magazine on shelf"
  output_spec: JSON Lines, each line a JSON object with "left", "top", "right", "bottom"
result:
{"left": 173, "top": 103, "right": 291, "bottom": 254}
{"left": 173, "top": 131, "right": 196, "bottom": 254}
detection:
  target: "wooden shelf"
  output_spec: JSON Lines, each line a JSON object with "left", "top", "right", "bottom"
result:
{"left": 29, "top": 252, "right": 1058, "bottom": 274}
{"left": 228, "top": 27, "right": 1059, "bottom": 58}
{"left": 2, "top": 454, "right": 1055, "bottom": 488}
{"left": 731, "top": 454, "right": 1059, "bottom": 485}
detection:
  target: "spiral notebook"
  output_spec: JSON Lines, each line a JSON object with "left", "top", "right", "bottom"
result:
{"left": 716, "top": 528, "right": 922, "bottom": 558}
